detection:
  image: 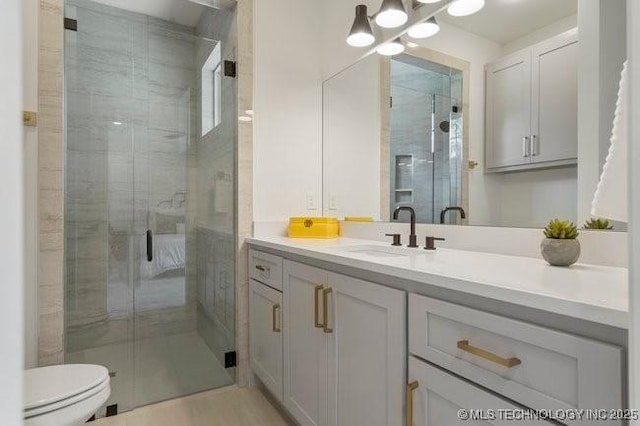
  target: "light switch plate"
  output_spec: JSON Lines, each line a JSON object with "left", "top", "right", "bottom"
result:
{"left": 306, "top": 192, "right": 317, "bottom": 210}
{"left": 329, "top": 194, "right": 338, "bottom": 210}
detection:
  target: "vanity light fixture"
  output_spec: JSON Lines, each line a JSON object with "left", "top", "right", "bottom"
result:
{"left": 376, "top": 38, "right": 405, "bottom": 56}
{"left": 407, "top": 16, "right": 440, "bottom": 39}
{"left": 415, "top": 0, "right": 442, "bottom": 3}
{"left": 447, "top": 0, "right": 485, "bottom": 17}
{"left": 347, "top": 5, "right": 376, "bottom": 47}
{"left": 375, "top": 0, "right": 408, "bottom": 28}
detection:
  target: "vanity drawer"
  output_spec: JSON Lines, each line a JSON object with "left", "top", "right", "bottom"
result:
{"left": 408, "top": 356, "right": 553, "bottom": 425}
{"left": 409, "top": 294, "right": 623, "bottom": 424}
{"left": 249, "top": 250, "right": 283, "bottom": 290}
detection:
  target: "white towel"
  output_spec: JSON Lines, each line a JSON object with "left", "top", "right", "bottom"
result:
{"left": 591, "top": 60, "right": 628, "bottom": 223}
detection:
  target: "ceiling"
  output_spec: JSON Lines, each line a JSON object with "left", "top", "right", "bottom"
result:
{"left": 437, "top": 0, "right": 578, "bottom": 45}
{"left": 91, "top": 0, "right": 206, "bottom": 27}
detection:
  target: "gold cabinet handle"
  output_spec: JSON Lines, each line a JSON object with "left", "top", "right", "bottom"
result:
{"left": 406, "top": 381, "right": 419, "bottom": 426}
{"left": 457, "top": 340, "right": 521, "bottom": 368}
{"left": 322, "top": 287, "right": 333, "bottom": 333}
{"left": 314, "top": 285, "right": 324, "bottom": 328}
{"left": 272, "top": 303, "right": 281, "bottom": 332}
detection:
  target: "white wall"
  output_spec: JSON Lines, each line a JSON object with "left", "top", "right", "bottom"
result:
{"left": 0, "top": 0, "right": 25, "bottom": 423}
{"left": 253, "top": 0, "right": 324, "bottom": 221}
{"left": 628, "top": 0, "right": 639, "bottom": 414}
{"left": 323, "top": 55, "right": 381, "bottom": 219}
{"left": 23, "top": 0, "right": 39, "bottom": 369}
{"left": 503, "top": 14, "right": 577, "bottom": 55}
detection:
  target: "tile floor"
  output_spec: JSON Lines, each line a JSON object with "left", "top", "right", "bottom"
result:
{"left": 92, "top": 385, "right": 291, "bottom": 426}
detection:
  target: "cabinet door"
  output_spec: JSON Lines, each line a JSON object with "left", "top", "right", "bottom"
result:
{"left": 249, "top": 279, "right": 283, "bottom": 401}
{"left": 283, "top": 261, "right": 328, "bottom": 426}
{"left": 531, "top": 29, "right": 578, "bottom": 164}
{"left": 486, "top": 51, "right": 532, "bottom": 169}
{"left": 408, "top": 357, "right": 551, "bottom": 426}
{"left": 326, "top": 273, "right": 405, "bottom": 426}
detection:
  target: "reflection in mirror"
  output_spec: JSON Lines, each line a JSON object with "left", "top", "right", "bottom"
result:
{"left": 323, "top": 0, "right": 627, "bottom": 230}
{"left": 388, "top": 55, "right": 465, "bottom": 224}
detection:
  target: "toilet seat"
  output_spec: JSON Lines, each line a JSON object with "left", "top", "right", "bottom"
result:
{"left": 24, "top": 364, "right": 110, "bottom": 419}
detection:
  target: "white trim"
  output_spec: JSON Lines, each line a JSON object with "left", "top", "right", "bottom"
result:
{"left": 628, "top": 0, "right": 640, "bottom": 415}
{"left": 0, "top": 0, "right": 25, "bottom": 424}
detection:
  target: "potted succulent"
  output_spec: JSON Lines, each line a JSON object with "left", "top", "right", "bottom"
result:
{"left": 583, "top": 217, "right": 614, "bottom": 230}
{"left": 541, "top": 219, "right": 580, "bottom": 266}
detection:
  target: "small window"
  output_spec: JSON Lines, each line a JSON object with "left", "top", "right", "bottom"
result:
{"left": 202, "top": 42, "right": 222, "bottom": 136}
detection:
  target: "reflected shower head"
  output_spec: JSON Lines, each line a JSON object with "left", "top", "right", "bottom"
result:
{"left": 439, "top": 120, "right": 450, "bottom": 133}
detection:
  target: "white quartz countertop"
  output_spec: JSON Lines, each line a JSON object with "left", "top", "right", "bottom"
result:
{"left": 247, "top": 236, "right": 629, "bottom": 329}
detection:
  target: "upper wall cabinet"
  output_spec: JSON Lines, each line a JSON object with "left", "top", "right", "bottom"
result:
{"left": 486, "top": 29, "right": 578, "bottom": 172}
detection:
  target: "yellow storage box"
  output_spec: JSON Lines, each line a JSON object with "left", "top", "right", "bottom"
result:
{"left": 288, "top": 217, "right": 339, "bottom": 239}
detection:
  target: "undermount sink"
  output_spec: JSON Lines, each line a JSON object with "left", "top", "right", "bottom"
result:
{"left": 329, "top": 244, "right": 418, "bottom": 258}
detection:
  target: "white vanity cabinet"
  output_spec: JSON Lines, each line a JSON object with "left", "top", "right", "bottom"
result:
{"left": 249, "top": 279, "right": 283, "bottom": 401}
{"left": 249, "top": 246, "right": 625, "bottom": 426}
{"left": 486, "top": 29, "right": 578, "bottom": 171}
{"left": 409, "top": 294, "right": 624, "bottom": 425}
{"left": 249, "top": 250, "right": 285, "bottom": 402}
{"left": 282, "top": 260, "right": 406, "bottom": 426}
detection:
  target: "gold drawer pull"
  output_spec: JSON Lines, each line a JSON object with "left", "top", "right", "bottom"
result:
{"left": 314, "top": 285, "right": 324, "bottom": 328}
{"left": 322, "top": 287, "right": 333, "bottom": 333}
{"left": 406, "top": 381, "right": 419, "bottom": 426}
{"left": 457, "top": 340, "right": 521, "bottom": 368}
{"left": 272, "top": 303, "right": 281, "bottom": 332}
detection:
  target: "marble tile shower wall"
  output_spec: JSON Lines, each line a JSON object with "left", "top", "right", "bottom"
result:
{"left": 38, "top": 0, "right": 65, "bottom": 366}
{"left": 389, "top": 60, "right": 462, "bottom": 224}
{"left": 65, "top": 0, "right": 199, "bottom": 351}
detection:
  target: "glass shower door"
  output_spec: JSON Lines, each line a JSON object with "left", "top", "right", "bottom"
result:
{"left": 132, "top": 25, "right": 236, "bottom": 406}
{"left": 64, "top": 0, "right": 138, "bottom": 413}
{"left": 65, "top": 0, "right": 237, "bottom": 415}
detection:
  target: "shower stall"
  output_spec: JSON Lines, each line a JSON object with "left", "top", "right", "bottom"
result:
{"left": 390, "top": 55, "right": 464, "bottom": 224}
{"left": 63, "top": 0, "right": 237, "bottom": 415}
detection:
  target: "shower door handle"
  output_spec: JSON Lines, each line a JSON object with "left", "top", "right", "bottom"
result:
{"left": 146, "top": 230, "right": 153, "bottom": 262}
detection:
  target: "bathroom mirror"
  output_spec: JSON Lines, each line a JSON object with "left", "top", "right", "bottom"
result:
{"left": 322, "top": 0, "right": 627, "bottom": 229}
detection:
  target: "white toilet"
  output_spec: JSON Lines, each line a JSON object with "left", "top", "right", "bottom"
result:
{"left": 24, "top": 364, "right": 111, "bottom": 426}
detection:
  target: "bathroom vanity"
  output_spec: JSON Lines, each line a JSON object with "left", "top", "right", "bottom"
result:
{"left": 247, "top": 237, "right": 627, "bottom": 426}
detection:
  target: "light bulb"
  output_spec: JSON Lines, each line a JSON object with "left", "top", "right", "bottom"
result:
{"left": 447, "top": 0, "right": 485, "bottom": 17}
{"left": 347, "top": 32, "right": 376, "bottom": 47}
{"left": 407, "top": 17, "right": 440, "bottom": 39}
{"left": 376, "top": 39, "right": 405, "bottom": 56}
{"left": 375, "top": 0, "right": 408, "bottom": 28}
